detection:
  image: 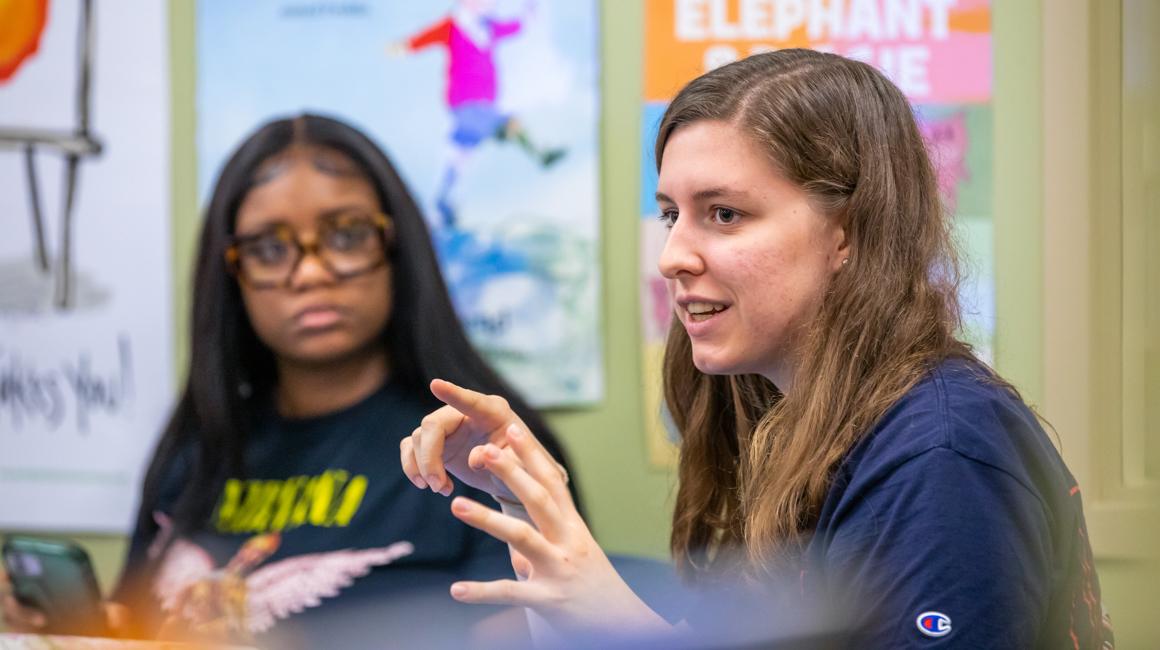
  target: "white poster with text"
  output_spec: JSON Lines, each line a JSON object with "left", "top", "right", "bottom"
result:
{"left": 0, "top": 0, "right": 173, "bottom": 532}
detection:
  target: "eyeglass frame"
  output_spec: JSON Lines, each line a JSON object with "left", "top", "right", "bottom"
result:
{"left": 224, "top": 211, "right": 395, "bottom": 290}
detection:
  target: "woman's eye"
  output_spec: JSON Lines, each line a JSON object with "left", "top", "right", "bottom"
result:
{"left": 246, "top": 237, "right": 290, "bottom": 265}
{"left": 325, "top": 224, "right": 372, "bottom": 251}
{"left": 657, "top": 210, "right": 678, "bottom": 228}
{"left": 712, "top": 207, "right": 739, "bottom": 225}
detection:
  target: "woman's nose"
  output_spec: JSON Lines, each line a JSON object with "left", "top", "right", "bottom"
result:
{"left": 288, "top": 243, "right": 337, "bottom": 290}
{"left": 657, "top": 218, "right": 704, "bottom": 280}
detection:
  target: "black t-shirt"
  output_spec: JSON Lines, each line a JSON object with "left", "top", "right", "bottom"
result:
{"left": 114, "top": 381, "right": 510, "bottom": 648}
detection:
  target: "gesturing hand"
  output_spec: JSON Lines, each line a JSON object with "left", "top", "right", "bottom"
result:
{"left": 400, "top": 379, "right": 554, "bottom": 503}
{"left": 445, "top": 424, "right": 670, "bottom": 637}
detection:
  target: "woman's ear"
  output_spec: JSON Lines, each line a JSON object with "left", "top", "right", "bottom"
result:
{"left": 829, "top": 220, "right": 851, "bottom": 273}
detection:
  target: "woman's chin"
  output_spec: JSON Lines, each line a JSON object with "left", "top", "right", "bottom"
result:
{"left": 280, "top": 335, "right": 366, "bottom": 367}
{"left": 691, "top": 352, "right": 739, "bottom": 376}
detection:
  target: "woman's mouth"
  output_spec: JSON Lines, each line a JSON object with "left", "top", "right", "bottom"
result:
{"left": 685, "top": 301, "right": 729, "bottom": 323}
{"left": 295, "top": 306, "right": 343, "bottom": 330}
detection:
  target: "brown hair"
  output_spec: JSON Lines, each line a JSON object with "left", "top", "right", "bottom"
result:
{"left": 658, "top": 49, "right": 976, "bottom": 579}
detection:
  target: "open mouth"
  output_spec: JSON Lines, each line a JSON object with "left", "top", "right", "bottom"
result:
{"left": 685, "top": 301, "right": 728, "bottom": 323}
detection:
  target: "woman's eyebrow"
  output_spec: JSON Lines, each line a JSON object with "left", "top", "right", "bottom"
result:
{"left": 233, "top": 219, "right": 286, "bottom": 237}
{"left": 692, "top": 186, "right": 749, "bottom": 202}
{"left": 236, "top": 204, "right": 375, "bottom": 234}
{"left": 656, "top": 186, "right": 749, "bottom": 204}
{"left": 317, "top": 204, "right": 377, "bottom": 219}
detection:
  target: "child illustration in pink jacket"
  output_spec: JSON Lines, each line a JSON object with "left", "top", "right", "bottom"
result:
{"left": 390, "top": 0, "right": 565, "bottom": 229}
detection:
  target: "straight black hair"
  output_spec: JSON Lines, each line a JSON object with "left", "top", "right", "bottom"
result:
{"left": 132, "top": 113, "right": 580, "bottom": 546}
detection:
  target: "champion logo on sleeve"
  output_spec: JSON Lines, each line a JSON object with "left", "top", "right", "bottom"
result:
{"left": 916, "top": 611, "right": 952, "bottom": 638}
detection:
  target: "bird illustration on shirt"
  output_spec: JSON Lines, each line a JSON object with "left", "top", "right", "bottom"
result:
{"left": 149, "top": 514, "right": 413, "bottom": 639}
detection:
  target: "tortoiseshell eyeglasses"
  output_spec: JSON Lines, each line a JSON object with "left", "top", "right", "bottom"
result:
{"left": 225, "top": 210, "right": 394, "bottom": 289}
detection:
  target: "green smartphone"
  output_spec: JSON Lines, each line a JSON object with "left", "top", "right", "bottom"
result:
{"left": 2, "top": 535, "right": 109, "bottom": 637}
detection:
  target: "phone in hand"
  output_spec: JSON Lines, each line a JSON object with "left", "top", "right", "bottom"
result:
{"left": 2, "top": 535, "right": 109, "bottom": 637}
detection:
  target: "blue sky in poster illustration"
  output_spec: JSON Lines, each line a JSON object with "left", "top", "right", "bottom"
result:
{"left": 196, "top": 1, "right": 598, "bottom": 233}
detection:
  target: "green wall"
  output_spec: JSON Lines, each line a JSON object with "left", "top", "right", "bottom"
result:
{"left": 545, "top": 1, "right": 677, "bottom": 559}
{"left": 991, "top": 4, "right": 1158, "bottom": 648}
{"left": 992, "top": 0, "right": 1043, "bottom": 406}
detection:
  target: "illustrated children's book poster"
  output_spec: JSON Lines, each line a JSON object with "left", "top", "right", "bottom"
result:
{"left": 198, "top": 1, "right": 602, "bottom": 406}
{"left": 0, "top": 0, "right": 173, "bottom": 530}
{"left": 641, "top": 0, "right": 993, "bottom": 463}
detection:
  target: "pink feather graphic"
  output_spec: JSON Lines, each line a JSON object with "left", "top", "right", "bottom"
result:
{"left": 151, "top": 526, "right": 413, "bottom": 636}
{"left": 152, "top": 537, "right": 216, "bottom": 613}
{"left": 244, "top": 542, "right": 414, "bottom": 633}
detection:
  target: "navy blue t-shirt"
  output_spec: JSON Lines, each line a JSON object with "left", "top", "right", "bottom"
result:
{"left": 802, "top": 358, "right": 1112, "bottom": 648}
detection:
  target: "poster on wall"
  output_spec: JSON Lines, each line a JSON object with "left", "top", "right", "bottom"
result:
{"left": 0, "top": 0, "right": 173, "bottom": 530}
{"left": 641, "top": 0, "right": 993, "bottom": 463}
{"left": 197, "top": 0, "right": 602, "bottom": 407}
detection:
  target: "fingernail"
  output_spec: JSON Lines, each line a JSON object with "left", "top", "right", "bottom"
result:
{"left": 450, "top": 584, "right": 467, "bottom": 598}
{"left": 426, "top": 475, "right": 440, "bottom": 490}
{"left": 440, "top": 484, "right": 452, "bottom": 497}
{"left": 411, "top": 475, "right": 428, "bottom": 489}
{"left": 507, "top": 424, "right": 523, "bottom": 440}
{"left": 451, "top": 497, "right": 472, "bottom": 514}
{"left": 485, "top": 447, "right": 500, "bottom": 460}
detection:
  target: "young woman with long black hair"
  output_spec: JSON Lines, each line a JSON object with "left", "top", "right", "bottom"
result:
{"left": 3, "top": 113, "right": 578, "bottom": 647}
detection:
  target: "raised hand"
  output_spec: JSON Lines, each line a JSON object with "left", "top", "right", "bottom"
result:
{"left": 445, "top": 425, "right": 671, "bottom": 637}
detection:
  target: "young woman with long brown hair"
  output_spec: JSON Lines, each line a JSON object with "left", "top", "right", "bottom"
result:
{"left": 399, "top": 49, "right": 1112, "bottom": 648}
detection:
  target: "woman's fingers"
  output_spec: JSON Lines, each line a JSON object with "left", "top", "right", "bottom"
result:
{"left": 399, "top": 435, "right": 428, "bottom": 489}
{"left": 1, "top": 593, "right": 47, "bottom": 631}
{"left": 505, "top": 425, "right": 574, "bottom": 510}
{"left": 403, "top": 380, "right": 549, "bottom": 503}
{"left": 449, "top": 579, "right": 541, "bottom": 607}
{"left": 510, "top": 549, "right": 532, "bottom": 580}
{"left": 1, "top": 569, "right": 47, "bottom": 631}
{"left": 412, "top": 406, "right": 467, "bottom": 496}
{"left": 473, "top": 442, "right": 566, "bottom": 541}
{"left": 430, "top": 379, "right": 519, "bottom": 436}
{"left": 450, "top": 497, "right": 556, "bottom": 565}
{"left": 105, "top": 602, "right": 130, "bottom": 635}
